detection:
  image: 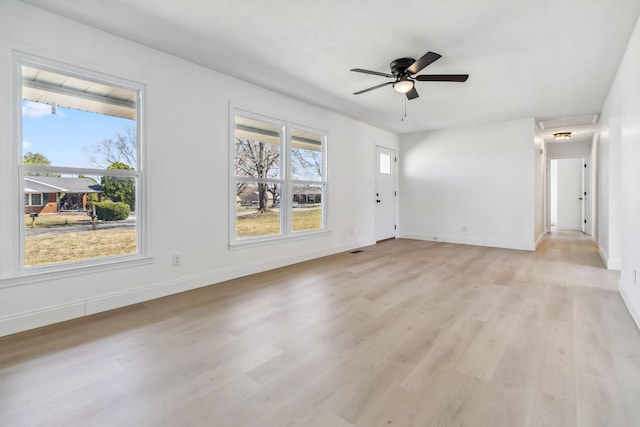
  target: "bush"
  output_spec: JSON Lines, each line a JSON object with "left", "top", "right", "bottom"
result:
{"left": 85, "top": 193, "right": 99, "bottom": 208}
{"left": 94, "top": 201, "right": 130, "bottom": 221}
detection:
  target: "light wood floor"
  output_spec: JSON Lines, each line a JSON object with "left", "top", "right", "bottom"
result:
{"left": 2, "top": 232, "right": 639, "bottom": 426}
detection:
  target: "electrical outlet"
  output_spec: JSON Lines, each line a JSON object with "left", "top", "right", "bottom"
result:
{"left": 172, "top": 254, "right": 181, "bottom": 267}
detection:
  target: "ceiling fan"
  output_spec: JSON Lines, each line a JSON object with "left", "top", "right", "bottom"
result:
{"left": 351, "top": 51, "right": 469, "bottom": 100}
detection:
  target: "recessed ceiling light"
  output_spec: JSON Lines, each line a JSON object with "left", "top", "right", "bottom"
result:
{"left": 553, "top": 132, "right": 572, "bottom": 140}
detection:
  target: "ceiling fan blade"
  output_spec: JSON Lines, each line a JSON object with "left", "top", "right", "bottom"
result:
{"left": 350, "top": 68, "right": 395, "bottom": 78}
{"left": 415, "top": 74, "right": 469, "bottom": 82}
{"left": 406, "top": 87, "right": 419, "bottom": 100}
{"left": 406, "top": 51, "right": 441, "bottom": 75}
{"left": 353, "top": 81, "right": 394, "bottom": 95}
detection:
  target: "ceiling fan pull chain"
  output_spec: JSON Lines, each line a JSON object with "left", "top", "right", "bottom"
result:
{"left": 401, "top": 97, "right": 407, "bottom": 122}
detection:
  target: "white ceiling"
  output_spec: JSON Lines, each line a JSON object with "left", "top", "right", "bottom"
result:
{"left": 20, "top": 0, "right": 640, "bottom": 141}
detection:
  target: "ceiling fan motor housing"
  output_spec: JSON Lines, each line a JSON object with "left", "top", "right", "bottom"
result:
{"left": 390, "top": 58, "right": 416, "bottom": 76}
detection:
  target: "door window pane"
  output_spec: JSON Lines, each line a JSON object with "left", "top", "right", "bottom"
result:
{"left": 380, "top": 153, "right": 391, "bottom": 174}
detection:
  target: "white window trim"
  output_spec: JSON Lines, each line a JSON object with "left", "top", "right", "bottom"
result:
{"left": 13, "top": 52, "right": 149, "bottom": 278}
{"left": 229, "top": 107, "right": 329, "bottom": 247}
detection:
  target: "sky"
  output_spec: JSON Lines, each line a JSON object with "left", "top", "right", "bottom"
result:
{"left": 22, "top": 100, "right": 134, "bottom": 169}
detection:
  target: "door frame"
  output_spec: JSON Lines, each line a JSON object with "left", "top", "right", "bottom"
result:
{"left": 545, "top": 155, "right": 591, "bottom": 235}
{"left": 374, "top": 145, "right": 398, "bottom": 241}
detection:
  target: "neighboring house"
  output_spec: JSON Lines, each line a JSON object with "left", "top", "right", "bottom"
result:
{"left": 238, "top": 187, "right": 275, "bottom": 207}
{"left": 237, "top": 185, "right": 321, "bottom": 206}
{"left": 24, "top": 176, "right": 103, "bottom": 214}
{"left": 293, "top": 187, "right": 322, "bottom": 205}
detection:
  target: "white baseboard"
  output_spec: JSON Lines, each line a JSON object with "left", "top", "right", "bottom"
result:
{"left": 599, "top": 246, "right": 621, "bottom": 270}
{"left": 0, "top": 239, "right": 375, "bottom": 337}
{"left": 398, "top": 232, "right": 535, "bottom": 251}
{"left": 620, "top": 282, "right": 640, "bottom": 331}
{"left": 535, "top": 233, "right": 545, "bottom": 249}
{"left": 599, "top": 247, "right": 609, "bottom": 267}
{"left": 0, "top": 302, "right": 86, "bottom": 337}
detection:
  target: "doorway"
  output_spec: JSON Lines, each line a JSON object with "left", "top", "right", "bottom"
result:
{"left": 374, "top": 146, "right": 397, "bottom": 241}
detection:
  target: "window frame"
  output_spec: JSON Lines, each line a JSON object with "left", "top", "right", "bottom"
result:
{"left": 14, "top": 52, "right": 147, "bottom": 276}
{"left": 230, "top": 108, "right": 328, "bottom": 246}
{"left": 288, "top": 123, "right": 328, "bottom": 235}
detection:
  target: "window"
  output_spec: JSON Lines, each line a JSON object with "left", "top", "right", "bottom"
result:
{"left": 18, "top": 55, "right": 144, "bottom": 270}
{"left": 232, "top": 110, "right": 327, "bottom": 243}
{"left": 380, "top": 152, "right": 391, "bottom": 174}
{"left": 26, "top": 193, "right": 43, "bottom": 206}
{"left": 291, "top": 127, "right": 325, "bottom": 233}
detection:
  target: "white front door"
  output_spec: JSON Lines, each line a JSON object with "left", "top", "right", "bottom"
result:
{"left": 375, "top": 146, "right": 396, "bottom": 241}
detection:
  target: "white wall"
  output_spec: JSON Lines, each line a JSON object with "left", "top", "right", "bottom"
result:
{"left": 597, "top": 14, "right": 640, "bottom": 328}
{"left": 534, "top": 128, "right": 545, "bottom": 245}
{"left": 398, "top": 118, "right": 536, "bottom": 251}
{"left": 0, "top": 1, "right": 399, "bottom": 336}
{"left": 545, "top": 140, "right": 591, "bottom": 158}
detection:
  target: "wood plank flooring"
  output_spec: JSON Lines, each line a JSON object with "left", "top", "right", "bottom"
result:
{"left": 1, "top": 232, "right": 639, "bottom": 426}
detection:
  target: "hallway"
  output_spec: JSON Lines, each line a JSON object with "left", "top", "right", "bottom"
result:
{"left": 536, "top": 229, "right": 618, "bottom": 279}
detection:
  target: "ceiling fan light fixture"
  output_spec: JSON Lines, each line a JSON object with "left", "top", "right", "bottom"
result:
{"left": 393, "top": 78, "right": 414, "bottom": 94}
{"left": 553, "top": 131, "right": 572, "bottom": 140}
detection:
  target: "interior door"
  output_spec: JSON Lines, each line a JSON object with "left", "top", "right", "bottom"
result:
{"left": 556, "top": 158, "right": 583, "bottom": 230}
{"left": 375, "top": 146, "right": 396, "bottom": 241}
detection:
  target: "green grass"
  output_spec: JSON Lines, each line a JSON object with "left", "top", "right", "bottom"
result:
{"left": 236, "top": 206, "right": 322, "bottom": 238}
{"left": 237, "top": 210, "right": 281, "bottom": 237}
{"left": 25, "top": 228, "right": 136, "bottom": 267}
{"left": 292, "top": 206, "right": 322, "bottom": 231}
{"left": 24, "top": 213, "right": 135, "bottom": 266}
{"left": 23, "top": 207, "right": 321, "bottom": 265}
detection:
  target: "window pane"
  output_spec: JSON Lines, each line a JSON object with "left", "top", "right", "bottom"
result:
{"left": 236, "top": 181, "right": 281, "bottom": 238}
{"left": 31, "top": 194, "right": 42, "bottom": 206}
{"left": 291, "top": 128, "right": 323, "bottom": 181}
{"left": 380, "top": 153, "right": 391, "bottom": 174}
{"left": 22, "top": 66, "right": 137, "bottom": 170}
{"left": 292, "top": 184, "right": 323, "bottom": 232}
{"left": 234, "top": 116, "right": 281, "bottom": 179}
{"left": 23, "top": 173, "right": 137, "bottom": 267}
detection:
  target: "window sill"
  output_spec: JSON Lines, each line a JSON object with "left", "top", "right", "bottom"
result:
{"left": 0, "top": 255, "right": 155, "bottom": 289}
